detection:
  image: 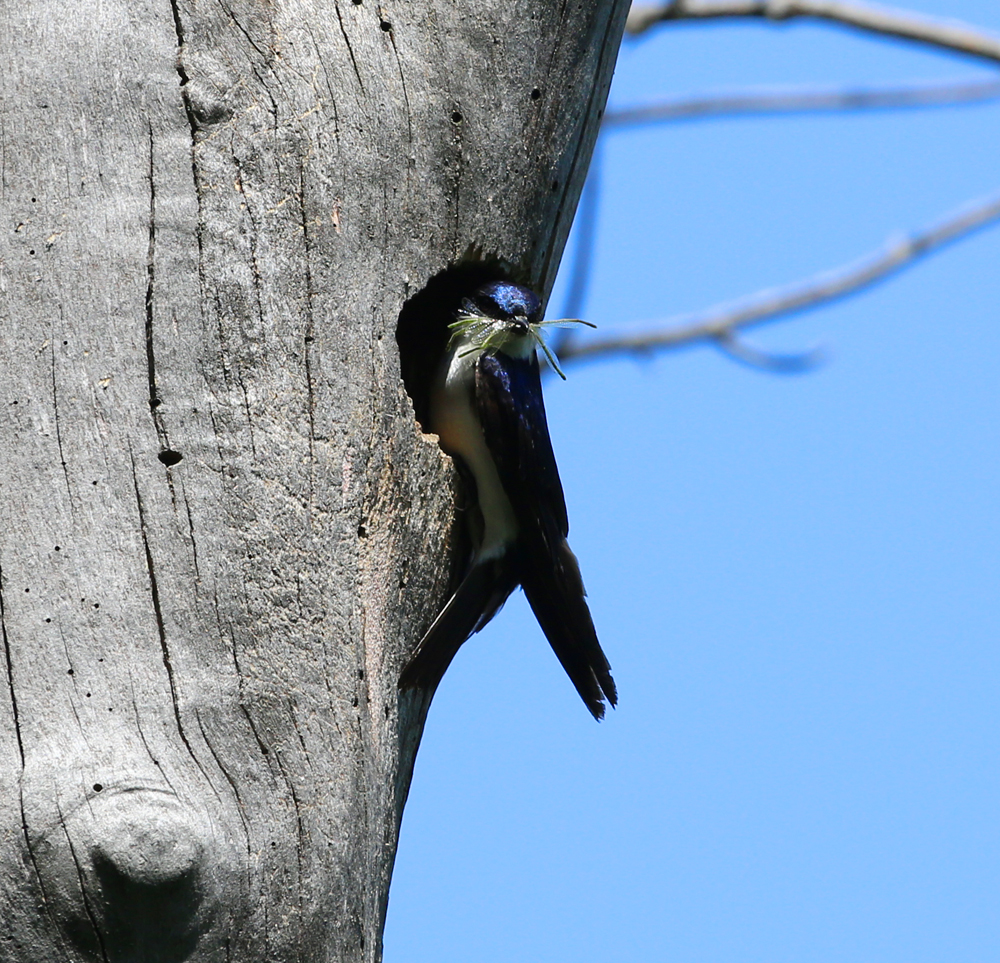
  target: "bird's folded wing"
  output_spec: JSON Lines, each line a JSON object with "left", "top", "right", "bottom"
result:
{"left": 475, "top": 352, "right": 616, "bottom": 719}
{"left": 398, "top": 556, "right": 517, "bottom": 693}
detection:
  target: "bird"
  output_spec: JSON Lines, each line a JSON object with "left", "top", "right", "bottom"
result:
{"left": 398, "top": 279, "right": 617, "bottom": 719}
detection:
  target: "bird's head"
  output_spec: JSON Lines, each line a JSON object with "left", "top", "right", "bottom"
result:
{"left": 450, "top": 281, "right": 592, "bottom": 379}
{"left": 464, "top": 281, "right": 543, "bottom": 329}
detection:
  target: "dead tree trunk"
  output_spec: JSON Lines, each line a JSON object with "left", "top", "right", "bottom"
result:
{"left": 0, "top": 1, "right": 627, "bottom": 959}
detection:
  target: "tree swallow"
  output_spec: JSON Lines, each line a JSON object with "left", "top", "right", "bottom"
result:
{"left": 399, "top": 280, "right": 617, "bottom": 720}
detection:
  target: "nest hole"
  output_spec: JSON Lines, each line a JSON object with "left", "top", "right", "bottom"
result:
{"left": 396, "top": 261, "right": 518, "bottom": 430}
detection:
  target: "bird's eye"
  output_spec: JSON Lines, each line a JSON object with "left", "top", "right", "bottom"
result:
{"left": 512, "top": 319, "right": 528, "bottom": 334}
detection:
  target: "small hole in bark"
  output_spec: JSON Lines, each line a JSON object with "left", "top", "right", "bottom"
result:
{"left": 24, "top": 588, "right": 29, "bottom": 593}
{"left": 86, "top": 692, "right": 91, "bottom": 698}
{"left": 54, "top": 546, "right": 61, "bottom": 551}
{"left": 151, "top": 398, "right": 162, "bottom": 408}
{"left": 92, "top": 480, "right": 98, "bottom": 486}
{"left": 304, "top": 335, "right": 314, "bottom": 344}
{"left": 451, "top": 110, "right": 462, "bottom": 124}
{"left": 44, "top": 618, "right": 51, "bottom": 623}
{"left": 67, "top": 668, "right": 74, "bottom": 675}
{"left": 31, "top": 197, "right": 36, "bottom": 203}
{"left": 551, "top": 180, "right": 559, "bottom": 192}
{"left": 357, "top": 669, "right": 365, "bottom": 680}
{"left": 530, "top": 87, "right": 541, "bottom": 100}
{"left": 28, "top": 249, "right": 35, "bottom": 255}
{"left": 158, "top": 449, "right": 183, "bottom": 466}
{"left": 93, "top": 783, "right": 103, "bottom": 792}
{"left": 380, "top": 19, "right": 391, "bottom": 31}
{"left": 357, "top": 523, "right": 367, "bottom": 538}
{"left": 352, "top": 696, "right": 359, "bottom": 707}
{"left": 94, "top": 603, "right": 100, "bottom": 609}
{"left": 384, "top": 705, "right": 390, "bottom": 719}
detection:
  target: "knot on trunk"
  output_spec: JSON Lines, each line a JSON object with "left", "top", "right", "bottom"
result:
{"left": 33, "top": 787, "right": 238, "bottom": 962}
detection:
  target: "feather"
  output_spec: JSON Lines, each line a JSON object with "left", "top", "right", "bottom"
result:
{"left": 476, "top": 351, "right": 616, "bottom": 719}
{"left": 398, "top": 556, "right": 518, "bottom": 694}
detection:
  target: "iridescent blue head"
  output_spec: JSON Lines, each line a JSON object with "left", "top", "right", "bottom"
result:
{"left": 463, "top": 281, "right": 542, "bottom": 326}
{"left": 452, "top": 279, "right": 590, "bottom": 378}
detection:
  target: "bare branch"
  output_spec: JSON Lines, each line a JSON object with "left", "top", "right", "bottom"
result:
{"left": 558, "top": 191, "right": 1000, "bottom": 364}
{"left": 603, "top": 78, "right": 1000, "bottom": 126}
{"left": 626, "top": 1, "right": 1000, "bottom": 67}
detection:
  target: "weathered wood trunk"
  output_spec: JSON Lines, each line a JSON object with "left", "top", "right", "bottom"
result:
{"left": 0, "top": 1, "right": 627, "bottom": 959}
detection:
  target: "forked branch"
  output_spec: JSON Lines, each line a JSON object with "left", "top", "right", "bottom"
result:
{"left": 558, "top": 191, "right": 1000, "bottom": 364}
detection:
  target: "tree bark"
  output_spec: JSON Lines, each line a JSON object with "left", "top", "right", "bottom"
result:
{"left": 0, "top": 1, "right": 627, "bottom": 960}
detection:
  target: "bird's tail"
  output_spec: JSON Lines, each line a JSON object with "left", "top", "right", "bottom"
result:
{"left": 519, "top": 537, "right": 617, "bottom": 720}
{"left": 399, "top": 556, "right": 518, "bottom": 694}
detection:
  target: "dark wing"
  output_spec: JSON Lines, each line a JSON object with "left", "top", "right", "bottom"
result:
{"left": 399, "top": 556, "right": 518, "bottom": 694}
{"left": 474, "top": 351, "right": 568, "bottom": 535}
{"left": 475, "top": 351, "right": 617, "bottom": 719}
{"left": 518, "top": 537, "right": 617, "bottom": 719}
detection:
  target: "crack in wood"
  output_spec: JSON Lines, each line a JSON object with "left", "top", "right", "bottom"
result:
{"left": 307, "top": 24, "right": 343, "bottom": 146}
{"left": 270, "top": 740, "right": 307, "bottom": 911}
{"left": 217, "top": 0, "right": 273, "bottom": 63}
{"left": 194, "top": 708, "right": 253, "bottom": 887}
{"left": 180, "top": 482, "right": 201, "bottom": 581}
{"left": 128, "top": 674, "right": 174, "bottom": 790}
{"left": 59, "top": 808, "right": 111, "bottom": 963}
{"left": 2, "top": 564, "right": 70, "bottom": 948}
{"left": 335, "top": 1, "right": 366, "bottom": 91}
{"left": 129, "top": 452, "right": 215, "bottom": 795}
{"left": 385, "top": 24, "right": 413, "bottom": 150}
{"left": 0, "top": 565, "right": 24, "bottom": 768}
{"left": 145, "top": 125, "right": 164, "bottom": 429}
{"left": 298, "top": 163, "right": 318, "bottom": 515}
{"left": 167, "top": 0, "right": 206, "bottom": 286}
{"left": 49, "top": 342, "right": 73, "bottom": 503}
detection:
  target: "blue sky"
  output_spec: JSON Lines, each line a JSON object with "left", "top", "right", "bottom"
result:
{"left": 386, "top": 3, "right": 1000, "bottom": 960}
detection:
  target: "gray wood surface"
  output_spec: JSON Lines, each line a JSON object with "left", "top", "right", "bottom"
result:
{"left": 0, "top": 2, "right": 628, "bottom": 959}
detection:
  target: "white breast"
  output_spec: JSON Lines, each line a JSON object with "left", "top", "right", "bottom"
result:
{"left": 429, "top": 340, "right": 520, "bottom": 560}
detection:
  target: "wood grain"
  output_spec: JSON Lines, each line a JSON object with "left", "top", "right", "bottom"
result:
{"left": 0, "top": 1, "right": 628, "bottom": 959}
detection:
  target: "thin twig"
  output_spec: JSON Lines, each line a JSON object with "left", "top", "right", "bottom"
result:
{"left": 603, "top": 78, "right": 1000, "bottom": 127}
{"left": 558, "top": 191, "right": 1000, "bottom": 364}
{"left": 559, "top": 142, "right": 603, "bottom": 319}
{"left": 626, "top": 1, "right": 1000, "bottom": 67}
